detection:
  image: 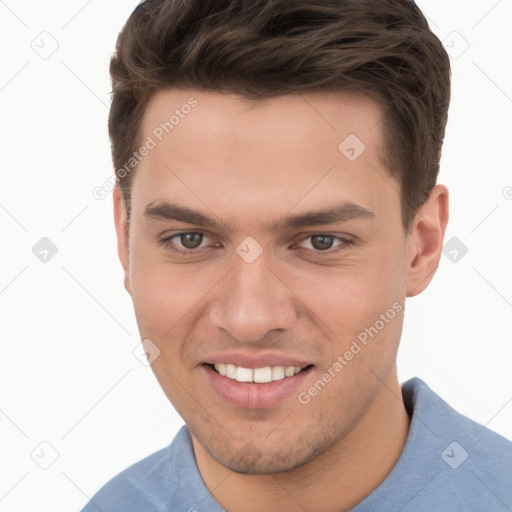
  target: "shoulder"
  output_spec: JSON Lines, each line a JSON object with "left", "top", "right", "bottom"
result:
{"left": 80, "top": 427, "right": 187, "bottom": 512}
{"left": 403, "top": 377, "right": 512, "bottom": 455}
{"left": 403, "top": 377, "right": 512, "bottom": 509}
{"left": 354, "top": 378, "right": 512, "bottom": 511}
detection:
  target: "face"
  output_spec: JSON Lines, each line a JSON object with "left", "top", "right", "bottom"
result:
{"left": 114, "top": 88, "right": 436, "bottom": 474}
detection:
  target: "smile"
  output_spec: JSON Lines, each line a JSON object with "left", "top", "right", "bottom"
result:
{"left": 203, "top": 360, "right": 314, "bottom": 409}
{"left": 211, "top": 363, "right": 306, "bottom": 383}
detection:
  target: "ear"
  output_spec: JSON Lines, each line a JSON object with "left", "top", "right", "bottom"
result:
{"left": 113, "top": 183, "right": 132, "bottom": 296}
{"left": 406, "top": 184, "right": 449, "bottom": 297}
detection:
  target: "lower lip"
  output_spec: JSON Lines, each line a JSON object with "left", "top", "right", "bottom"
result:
{"left": 202, "top": 364, "right": 313, "bottom": 409}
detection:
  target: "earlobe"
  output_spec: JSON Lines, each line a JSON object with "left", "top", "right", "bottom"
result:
{"left": 406, "top": 184, "right": 449, "bottom": 297}
{"left": 113, "top": 184, "right": 131, "bottom": 295}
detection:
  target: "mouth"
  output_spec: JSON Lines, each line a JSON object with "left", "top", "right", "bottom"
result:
{"left": 207, "top": 363, "right": 313, "bottom": 383}
{"left": 202, "top": 361, "right": 314, "bottom": 409}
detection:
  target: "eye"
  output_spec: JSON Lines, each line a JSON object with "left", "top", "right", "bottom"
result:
{"left": 294, "top": 234, "right": 353, "bottom": 253}
{"left": 159, "top": 232, "right": 213, "bottom": 254}
{"left": 159, "top": 232, "right": 354, "bottom": 256}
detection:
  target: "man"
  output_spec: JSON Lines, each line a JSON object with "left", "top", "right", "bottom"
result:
{"left": 81, "top": 0, "right": 512, "bottom": 510}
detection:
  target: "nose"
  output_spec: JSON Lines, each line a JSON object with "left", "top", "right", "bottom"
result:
{"left": 208, "top": 249, "right": 298, "bottom": 343}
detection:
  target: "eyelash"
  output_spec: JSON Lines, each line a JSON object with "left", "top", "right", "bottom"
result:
{"left": 159, "top": 232, "right": 355, "bottom": 256}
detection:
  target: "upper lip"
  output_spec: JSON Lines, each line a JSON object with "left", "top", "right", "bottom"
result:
{"left": 204, "top": 351, "right": 312, "bottom": 369}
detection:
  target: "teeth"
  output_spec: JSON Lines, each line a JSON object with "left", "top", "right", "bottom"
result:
{"left": 253, "top": 367, "right": 272, "bottom": 383}
{"left": 271, "top": 366, "right": 285, "bottom": 381}
{"left": 225, "top": 363, "right": 237, "bottom": 379}
{"left": 235, "top": 366, "right": 253, "bottom": 382}
{"left": 213, "top": 363, "right": 306, "bottom": 383}
{"left": 284, "top": 366, "right": 295, "bottom": 377}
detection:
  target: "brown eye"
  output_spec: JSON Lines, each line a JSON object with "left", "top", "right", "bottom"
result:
{"left": 179, "top": 233, "right": 203, "bottom": 249}
{"left": 296, "top": 234, "right": 352, "bottom": 253}
{"left": 160, "top": 232, "right": 211, "bottom": 253}
{"left": 309, "top": 235, "right": 336, "bottom": 251}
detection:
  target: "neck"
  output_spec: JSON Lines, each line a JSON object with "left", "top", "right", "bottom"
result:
{"left": 192, "top": 369, "right": 411, "bottom": 512}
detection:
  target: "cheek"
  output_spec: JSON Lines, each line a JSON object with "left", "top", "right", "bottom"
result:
{"left": 287, "top": 248, "right": 405, "bottom": 338}
{"left": 128, "top": 244, "right": 225, "bottom": 341}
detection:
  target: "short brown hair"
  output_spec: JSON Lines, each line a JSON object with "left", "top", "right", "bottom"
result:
{"left": 108, "top": 0, "right": 451, "bottom": 231}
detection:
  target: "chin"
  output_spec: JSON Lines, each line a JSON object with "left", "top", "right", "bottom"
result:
{"left": 201, "top": 432, "right": 328, "bottom": 475}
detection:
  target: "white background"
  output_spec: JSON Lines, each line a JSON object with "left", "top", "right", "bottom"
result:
{"left": 0, "top": 1, "right": 511, "bottom": 511}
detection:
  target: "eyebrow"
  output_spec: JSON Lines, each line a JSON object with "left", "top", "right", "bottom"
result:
{"left": 143, "top": 200, "right": 375, "bottom": 233}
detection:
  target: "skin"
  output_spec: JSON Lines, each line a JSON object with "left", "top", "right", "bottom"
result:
{"left": 113, "top": 88, "right": 449, "bottom": 512}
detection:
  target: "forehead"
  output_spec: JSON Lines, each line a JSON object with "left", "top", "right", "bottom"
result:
{"left": 131, "top": 88, "right": 397, "bottom": 228}
{"left": 141, "top": 88, "right": 384, "bottom": 153}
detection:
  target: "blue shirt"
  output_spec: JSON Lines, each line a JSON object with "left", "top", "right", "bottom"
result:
{"left": 80, "top": 378, "right": 512, "bottom": 511}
